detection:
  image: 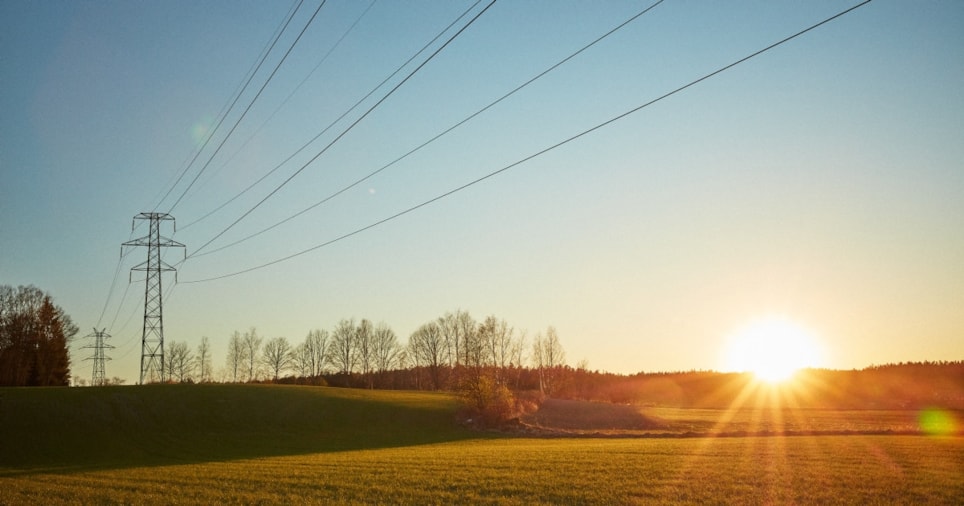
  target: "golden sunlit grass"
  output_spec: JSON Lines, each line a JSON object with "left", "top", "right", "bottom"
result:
{"left": 2, "top": 436, "right": 961, "bottom": 505}
{"left": 519, "top": 397, "right": 937, "bottom": 436}
{"left": 2, "top": 384, "right": 962, "bottom": 504}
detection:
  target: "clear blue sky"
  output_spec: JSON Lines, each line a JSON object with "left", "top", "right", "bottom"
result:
{"left": 2, "top": 0, "right": 962, "bottom": 383}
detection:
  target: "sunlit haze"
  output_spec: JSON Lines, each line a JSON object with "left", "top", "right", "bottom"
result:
{"left": 721, "top": 316, "right": 825, "bottom": 383}
{"left": 1, "top": 1, "right": 962, "bottom": 383}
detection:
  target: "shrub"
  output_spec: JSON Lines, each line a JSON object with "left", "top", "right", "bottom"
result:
{"left": 458, "top": 375, "right": 518, "bottom": 426}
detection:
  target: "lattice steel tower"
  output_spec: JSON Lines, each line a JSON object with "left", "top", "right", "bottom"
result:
{"left": 83, "top": 328, "right": 113, "bottom": 386}
{"left": 123, "top": 212, "right": 185, "bottom": 384}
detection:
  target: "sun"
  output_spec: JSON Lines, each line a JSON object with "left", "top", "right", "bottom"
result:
{"left": 722, "top": 316, "right": 824, "bottom": 383}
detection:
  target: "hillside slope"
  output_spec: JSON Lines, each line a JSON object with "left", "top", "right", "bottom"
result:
{"left": 0, "top": 384, "right": 471, "bottom": 471}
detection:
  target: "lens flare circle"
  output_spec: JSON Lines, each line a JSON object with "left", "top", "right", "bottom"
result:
{"left": 190, "top": 116, "right": 215, "bottom": 147}
{"left": 919, "top": 408, "right": 957, "bottom": 435}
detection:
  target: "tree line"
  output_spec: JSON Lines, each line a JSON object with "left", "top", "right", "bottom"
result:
{"left": 155, "top": 310, "right": 567, "bottom": 392}
{"left": 0, "top": 285, "right": 77, "bottom": 386}
{"left": 130, "top": 310, "right": 568, "bottom": 422}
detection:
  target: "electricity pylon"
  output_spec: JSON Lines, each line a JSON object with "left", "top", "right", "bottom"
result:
{"left": 122, "top": 212, "right": 185, "bottom": 384}
{"left": 83, "top": 328, "right": 113, "bottom": 386}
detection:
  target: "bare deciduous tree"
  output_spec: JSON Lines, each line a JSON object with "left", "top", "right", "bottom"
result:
{"left": 454, "top": 315, "right": 522, "bottom": 422}
{"left": 407, "top": 335, "right": 423, "bottom": 390}
{"left": 305, "top": 329, "right": 330, "bottom": 377}
{"left": 438, "top": 310, "right": 476, "bottom": 386}
{"left": 226, "top": 331, "right": 245, "bottom": 383}
{"left": 242, "top": 327, "right": 262, "bottom": 381}
{"left": 410, "top": 322, "right": 446, "bottom": 390}
{"left": 196, "top": 336, "right": 212, "bottom": 383}
{"left": 330, "top": 319, "right": 357, "bottom": 375}
{"left": 292, "top": 342, "right": 311, "bottom": 377}
{"left": 462, "top": 319, "right": 488, "bottom": 371}
{"left": 439, "top": 310, "right": 479, "bottom": 365}
{"left": 510, "top": 330, "right": 528, "bottom": 389}
{"left": 480, "top": 315, "right": 515, "bottom": 386}
{"left": 356, "top": 319, "right": 375, "bottom": 387}
{"left": 532, "top": 326, "right": 566, "bottom": 395}
{"left": 262, "top": 336, "right": 292, "bottom": 381}
{"left": 166, "top": 340, "right": 194, "bottom": 383}
{"left": 372, "top": 322, "right": 400, "bottom": 374}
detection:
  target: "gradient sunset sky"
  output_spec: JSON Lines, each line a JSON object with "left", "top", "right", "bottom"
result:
{"left": 2, "top": 0, "right": 962, "bottom": 383}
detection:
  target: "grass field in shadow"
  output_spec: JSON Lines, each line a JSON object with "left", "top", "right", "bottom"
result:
{"left": 0, "top": 384, "right": 477, "bottom": 475}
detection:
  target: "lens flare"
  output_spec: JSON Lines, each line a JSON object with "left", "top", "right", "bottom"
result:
{"left": 919, "top": 408, "right": 957, "bottom": 435}
{"left": 191, "top": 116, "right": 214, "bottom": 147}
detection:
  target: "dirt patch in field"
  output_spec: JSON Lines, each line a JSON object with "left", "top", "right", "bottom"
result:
{"left": 519, "top": 398, "right": 668, "bottom": 432}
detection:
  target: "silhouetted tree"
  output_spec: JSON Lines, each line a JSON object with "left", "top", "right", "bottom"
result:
{"left": 262, "top": 336, "right": 292, "bottom": 381}
{"left": 533, "top": 326, "right": 566, "bottom": 395}
{"left": 406, "top": 334, "right": 425, "bottom": 390}
{"left": 166, "top": 340, "right": 194, "bottom": 382}
{"left": 242, "top": 327, "right": 262, "bottom": 381}
{"left": 196, "top": 336, "right": 212, "bottom": 383}
{"left": 0, "top": 285, "right": 77, "bottom": 386}
{"left": 410, "top": 321, "right": 446, "bottom": 390}
{"left": 356, "top": 319, "right": 375, "bottom": 388}
{"left": 480, "top": 315, "right": 518, "bottom": 386}
{"left": 305, "top": 329, "right": 330, "bottom": 377}
{"left": 292, "top": 342, "right": 311, "bottom": 377}
{"left": 330, "top": 319, "right": 358, "bottom": 376}
{"left": 457, "top": 316, "right": 503, "bottom": 418}
{"left": 225, "top": 331, "right": 245, "bottom": 383}
{"left": 371, "top": 322, "right": 400, "bottom": 383}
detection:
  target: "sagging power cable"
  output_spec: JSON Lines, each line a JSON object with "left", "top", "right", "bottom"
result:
{"left": 181, "top": 0, "right": 873, "bottom": 284}
{"left": 185, "top": 0, "right": 498, "bottom": 260}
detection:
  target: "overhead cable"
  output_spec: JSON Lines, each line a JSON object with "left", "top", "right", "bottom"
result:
{"left": 167, "top": 0, "right": 328, "bottom": 214}
{"left": 180, "top": 0, "right": 380, "bottom": 224}
{"left": 181, "top": 0, "right": 874, "bottom": 284}
{"left": 186, "top": 0, "right": 498, "bottom": 259}
{"left": 190, "top": 0, "right": 666, "bottom": 259}
{"left": 153, "top": 0, "right": 307, "bottom": 213}
{"left": 94, "top": 241, "right": 136, "bottom": 329}
{"left": 181, "top": 0, "right": 474, "bottom": 233}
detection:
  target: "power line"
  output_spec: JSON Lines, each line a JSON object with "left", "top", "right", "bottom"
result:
{"left": 93, "top": 216, "right": 150, "bottom": 334}
{"left": 146, "top": 1, "right": 302, "bottom": 213}
{"left": 189, "top": 0, "right": 666, "bottom": 260}
{"left": 95, "top": 245, "right": 133, "bottom": 328}
{"left": 167, "top": 0, "right": 328, "bottom": 215}
{"left": 185, "top": 0, "right": 498, "bottom": 260}
{"left": 107, "top": 277, "right": 134, "bottom": 332}
{"left": 181, "top": 0, "right": 874, "bottom": 284}
{"left": 152, "top": 0, "right": 307, "bottom": 214}
{"left": 180, "top": 0, "right": 482, "bottom": 236}
{"left": 180, "top": 0, "right": 380, "bottom": 220}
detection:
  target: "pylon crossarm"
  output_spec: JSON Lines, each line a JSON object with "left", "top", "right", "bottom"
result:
{"left": 157, "top": 236, "right": 185, "bottom": 248}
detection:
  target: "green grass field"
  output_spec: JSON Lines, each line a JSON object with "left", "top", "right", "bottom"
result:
{"left": 1, "top": 385, "right": 962, "bottom": 504}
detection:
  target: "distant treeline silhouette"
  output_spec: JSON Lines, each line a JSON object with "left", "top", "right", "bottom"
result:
{"left": 551, "top": 361, "right": 964, "bottom": 410}
{"left": 258, "top": 361, "right": 964, "bottom": 411}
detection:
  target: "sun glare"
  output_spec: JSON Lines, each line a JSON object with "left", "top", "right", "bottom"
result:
{"left": 723, "top": 316, "right": 824, "bottom": 383}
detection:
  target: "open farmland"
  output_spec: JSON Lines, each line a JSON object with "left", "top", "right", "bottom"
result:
{"left": 521, "top": 398, "right": 947, "bottom": 436}
{"left": 1, "top": 385, "right": 962, "bottom": 504}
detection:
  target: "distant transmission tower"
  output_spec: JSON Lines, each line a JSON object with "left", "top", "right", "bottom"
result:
{"left": 83, "top": 328, "right": 113, "bottom": 386}
{"left": 122, "top": 213, "right": 185, "bottom": 384}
